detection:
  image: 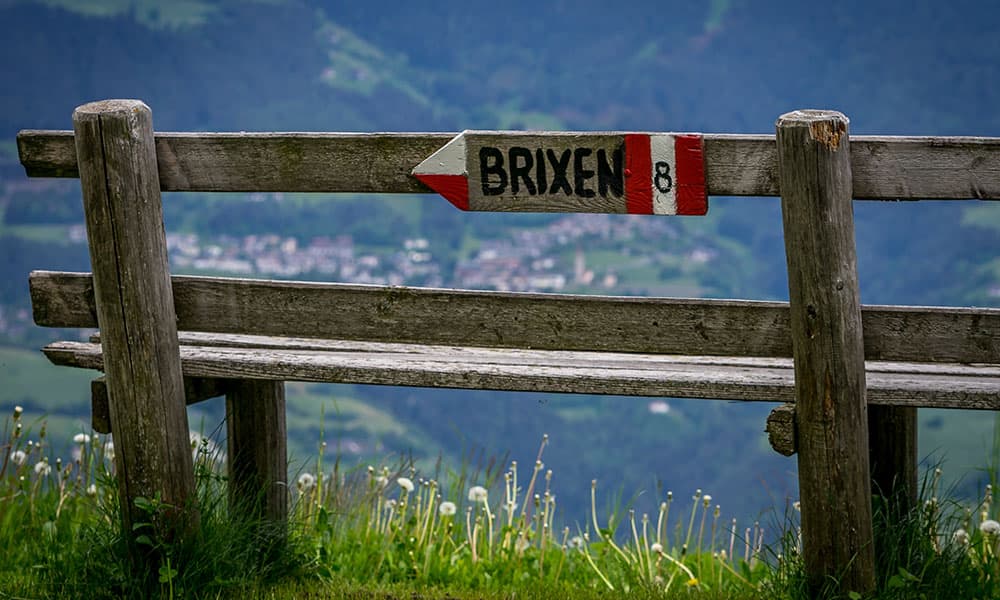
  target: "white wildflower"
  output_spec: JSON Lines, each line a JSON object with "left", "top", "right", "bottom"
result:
{"left": 953, "top": 528, "right": 969, "bottom": 545}
{"left": 439, "top": 501, "right": 457, "bottom": 517}
{"left": 980, "top": 519, "right": 1000, "bottom": 536}
{"left": 34, "top": 461, "right": 51, "bottom": 476}
{"left": 10, "top": 450, "right": 26, "bottom": 466}
{"left": 468, "top": 485, "right": 488, "bottom": 503}
{"left": 651, "top": 542, "right": 664, "bottom": 553}
{"left": 397, "top": 477, "right": 414, "bottom": 493}
{"left": 297, "top": 472, "right": 316, "bottom": 492}
{"left": 73, "top": 433, "right": 90, "bottom": 444}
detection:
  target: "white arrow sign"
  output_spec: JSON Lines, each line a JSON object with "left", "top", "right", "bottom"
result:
{"left": 412, "top": 131, "right": 707, "bottom": 215}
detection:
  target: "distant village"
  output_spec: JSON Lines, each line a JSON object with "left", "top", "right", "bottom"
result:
{"left": 157, "top": 212, "right": 715, "bottom": 293}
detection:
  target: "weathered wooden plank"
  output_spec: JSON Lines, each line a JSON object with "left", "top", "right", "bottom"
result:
{"left": 91, "top": 375, "right": 231, "bottom": 434}
{"left": 777, "top": 110, "right": 874, "bottom": 593}
{"left": 17, "top": 130, "right": 1000, "bottom": 199}
{"left": 42, "top": 340, "right": 1000, "bottom": 409}
{"left": 868, "top": 405, "right": 918, "bottom": 517}
{"left": 31, "top": 271, "right": 1000, "bottom": 364}
{"left": 227, "top": 380, "right": 287, "bottom": 528}
{"left": 73, "top": 100, "right": 196, "bottom": 541}
{"left": 765, "top": 404, "right": 796, "bottom": 456}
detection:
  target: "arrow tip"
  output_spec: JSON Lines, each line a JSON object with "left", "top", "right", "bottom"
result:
{"left": 414, "top": 173, "right": 469, "bottom": 210}
{"left": 413, "top": 133, "right": 470, "bottom": 210}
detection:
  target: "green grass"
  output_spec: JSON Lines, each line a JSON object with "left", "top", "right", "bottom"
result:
{"left": 2, "top": 410, "right": 1000, "bottom": 599}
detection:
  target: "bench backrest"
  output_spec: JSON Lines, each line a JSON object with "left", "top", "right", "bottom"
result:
{"left": 28, "top": 270, "right": 1000, "bottom": 364}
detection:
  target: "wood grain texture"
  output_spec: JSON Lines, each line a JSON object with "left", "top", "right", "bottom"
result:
{"left": 765, "top": 404, "right": 796, "bottom": 456}
{"left": 42, "top": 339, "right": 1000, "bottom": 409}
{"left": 226, "top": 380, "right": 287, "bottom": 527}
{"left": 777, "top": 110, "right": 875, "bottom": 593}
{"left": 30, "top": 271, "right": 1000, "bottom": 364}
{"left": 91, "top": 376, "right": 230, "bottom": 434}
{"left": 72, "top": 100, "right": 196, "bottom": 537}
{"left": 16, "top": 130, "right": 1000, "bottom": 199}
{"left": 868, "top": 405, "right": 917, "bottom": 505}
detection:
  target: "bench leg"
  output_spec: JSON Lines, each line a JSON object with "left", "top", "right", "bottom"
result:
{"left": 868, "top": 405, "right": 918, "bottom": 509}
{"left": 226, "top": 380, "right": 288, "bottom": 527}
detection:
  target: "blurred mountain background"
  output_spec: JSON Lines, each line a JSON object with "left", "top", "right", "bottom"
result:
{"left": 1, "top": 0, "right": 998, "bottom": 523}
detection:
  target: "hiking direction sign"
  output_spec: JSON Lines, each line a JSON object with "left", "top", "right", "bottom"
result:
{"left": 412, "top": 131, "right": 707, "bottom": 215}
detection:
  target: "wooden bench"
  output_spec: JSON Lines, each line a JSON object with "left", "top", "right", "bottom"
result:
{"left": 17, "top": 100, "right": 1000, "bottom": 594}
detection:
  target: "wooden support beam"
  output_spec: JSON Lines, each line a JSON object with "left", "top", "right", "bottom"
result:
{"left": 765, "top": 403, "right": 919, "bottom": 514}
{"left": 766, "top": 404, "right": 797, "bottom": 456}
{"left": 91, "top": 376, "right": 231, "bottom": 434}
{"left": 73, "top": 99, "right": 197, "bottom": 544}
{"left": 226, "top": 380, "right": 287, "bottom": 527}
{"left": 777, "top": 110, "right": 875, "bottom": 594}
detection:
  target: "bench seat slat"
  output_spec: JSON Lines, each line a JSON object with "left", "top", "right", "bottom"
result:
{"left": 43, "top": 339, "right": 1000, "bottom": 410}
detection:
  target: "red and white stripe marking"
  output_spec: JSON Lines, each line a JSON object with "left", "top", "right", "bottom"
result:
{"left": 623, "top": 133, "right": 706, "bottom": 215}
{"left": 412, "top": 134, "right": 470, "bottom": 210}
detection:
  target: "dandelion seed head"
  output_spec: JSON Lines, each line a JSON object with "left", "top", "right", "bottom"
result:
{"left": 375, "top": 475, "right": 388, "bottom": 488}
{"left": 10, "top": 450, "right": 26, "bottom": 466}
{"left": 515, "top": 536, "right": 530, "bottom": 552}
{"left": 569, "top": 535, "right": 584, "bottom": 549}
{"left": 73, "top": 433, "right": 90, "bottom": 444}
{"left": 468, "top": 485, "right": 488, "bottom": 503}
{"left": 297, "top": 472, "right": 317, "bottom": 492}
{"left": 34, "top": 461, "right": 51, "bottom": 476}
{"left": 397, "top": 477, "right": 414, "bottom": 493}
{"left": 651, "top": 542, "right": 663, "bottom": 553}
{"left": 13, "top": 406, "right": 23, "bottom": 418}
{"left": 980, "top": 519, "right": 1000, "bottom": 536}
{"left": 703, "top": 494, "right": 712, "bottom": 506}
{"left": 439, "top": 501, "right": 457, "bottom": 517}
{"left": 953, "top": 528, "right": 969, "bottom": 545}
{"left": 87, "top": 484, "right": 97, "bottom": 496}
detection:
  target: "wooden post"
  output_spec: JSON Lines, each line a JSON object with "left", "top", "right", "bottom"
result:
{"left": 226, "top": 380, "right": 288, "bottom": 526}
{"left": 72, "top": 100, "right": 196, "bottom": 539}
{"left": 776, "top": 110, "right": 876, "bottom": 595}
{"left": 868, "top": 406, "right": 917, "bottom": 509}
